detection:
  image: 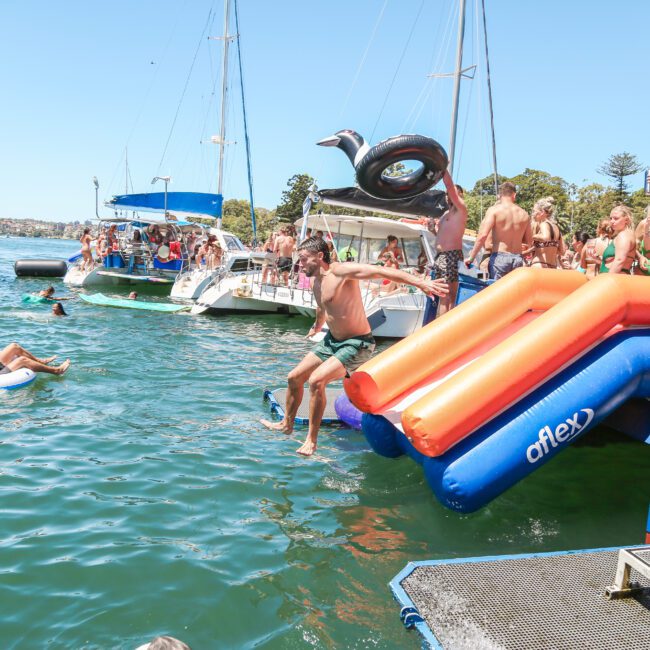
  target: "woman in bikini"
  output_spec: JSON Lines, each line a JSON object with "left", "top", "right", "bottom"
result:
{"left": 581, "top": 218, "right": 612, "bottom": 278}
{"left": 80, "top": 228, "right": 93, "bottom": 271}
{"left": 634, "top": 205, "right": 650, "bottom": 276}
{"left": 527, "top": 197, "right": 565, "bottom": 269}
{"left": 600, "top": 206, "right": 636, "bottom": 274}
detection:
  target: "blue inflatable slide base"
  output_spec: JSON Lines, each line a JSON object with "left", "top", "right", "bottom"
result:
{"left": 362, "top": 329, "right": 650, "bottom": 513}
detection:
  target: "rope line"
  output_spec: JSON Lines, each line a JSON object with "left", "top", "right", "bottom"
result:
{"left": 370, "top": 0, "right": 425, "bottom": 142}
{"left": 339, "top": 0, "right": 388, "bottom": 119}
{"left": 234, "top": 0, "right": 257, "bottom": 242}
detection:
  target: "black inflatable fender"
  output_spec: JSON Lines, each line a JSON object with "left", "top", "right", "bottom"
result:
{"left": 14, "top": 259, "right": 68, "bottom": 277}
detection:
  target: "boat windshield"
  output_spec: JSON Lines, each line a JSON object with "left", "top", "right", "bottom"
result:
{"left": 335, "top": 234, "right": 427, "bottom": 267}
{"left": 222, "top": 234, "right": 245, "bottom": 251}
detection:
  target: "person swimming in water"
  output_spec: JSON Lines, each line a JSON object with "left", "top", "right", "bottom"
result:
{"left": 260, "top": 236, "right": 448, "bottom": 456}
{"left": 38, "top": 286, "right": 70, "bottom": 301}
{"left": 51, "top": 302, "right": 67, "bottom": 317}
{"left": 0, "top": 342, "right": 70, "bottom": 376}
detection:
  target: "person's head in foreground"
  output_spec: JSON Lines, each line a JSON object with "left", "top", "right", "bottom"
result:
{"left": 135, "top": 636, "right": 191, "bottom": 650}
{"left": 498, "top": 181, "right": 516, "bottom": 200}
{"left": 609, "top": 205, "right": 633, "bottom": 233}
{"left": 128, "top": 292, "right": 138, "bottom": 300}
{"left": 52, "top": 302, "right": 67, "bottom": 317}
{"left": 297, "top": 236, "right": 330, "bottom": 277}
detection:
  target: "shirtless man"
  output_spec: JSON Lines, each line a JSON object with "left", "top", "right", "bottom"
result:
{"left": 378, "top": 235, "right": 404, "bottom": 265}
{"left": 260, "top": 237, "right": 448, "bottom": 456}
{"left": 274, "top": 227, "right": 296, "bottom": 286}
{"left": 433, "top": 171, "right": 467, "bottom": 315}
{"left": 0, "top": 342, "right": 70, "bottom": 376}
{"left": 465, "top": 182, "right": 532, "bottom": 280}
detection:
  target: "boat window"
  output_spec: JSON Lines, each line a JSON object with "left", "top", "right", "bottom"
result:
{"left": 222, "top": 235, "right": 245, "bottom": 251}
{"left": 402, "top": 238, "right": 422, "bottom": 267}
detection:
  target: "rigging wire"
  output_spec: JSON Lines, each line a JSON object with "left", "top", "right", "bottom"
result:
{"left": 404, "top": 1, "right": 457, "bottom": 134}
{"left": 105, "top": 0, "right": 190, "bottom": 198}
{"left": 369, "top": 0, "right": 425, "bottom": 142}
{"left": 338, "top": 0, "right": 388, "bottom": 119}
{"left": 481, "top": 0, "right": 499, "bottom": 194}
{"left": 156, "top": 6, "right": 215, "bottom": 175}
{"left": 234, "top": 0, "right": 257, "bottom": 242}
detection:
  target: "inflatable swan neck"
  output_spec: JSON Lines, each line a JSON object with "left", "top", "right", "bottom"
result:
{"left": 317, "top": 129, "right": 370, "bottom": 168}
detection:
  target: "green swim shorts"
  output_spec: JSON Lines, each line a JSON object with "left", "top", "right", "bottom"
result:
{"left": 312, "top": 331, "right": 376, "bottom": 375}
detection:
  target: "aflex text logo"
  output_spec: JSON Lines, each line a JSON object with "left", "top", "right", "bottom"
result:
{"left": 526, "top": 409, "right": 594, "bottom": 464}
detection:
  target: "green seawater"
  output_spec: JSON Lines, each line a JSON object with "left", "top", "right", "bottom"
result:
{"left": 1, "top": 237, "right": 648, "bottom": 649}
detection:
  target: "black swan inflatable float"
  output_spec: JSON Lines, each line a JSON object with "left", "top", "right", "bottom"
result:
{"left": 317, "top": 129, "right": 448, "bottom": 200}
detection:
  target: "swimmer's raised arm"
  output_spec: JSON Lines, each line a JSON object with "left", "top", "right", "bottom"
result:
{"left": 331, "top": 262, "right": 448, "bottom": 297}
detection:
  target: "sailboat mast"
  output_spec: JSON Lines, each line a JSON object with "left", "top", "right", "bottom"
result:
{"left": 217, "top": 0, "right": 231, "bottom": 228}
{"left": 481, "top": 0, "right": 499, "bottom": 195}
{"left": 448, "top": 0, "right": 467, "bottom": 175}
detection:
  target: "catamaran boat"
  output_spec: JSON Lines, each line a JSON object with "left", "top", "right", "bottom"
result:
{"left": 170, "top": 227, "right": 257, "bottom": 300}
{"left": 64, "top": 190, "right": 226, "bottom": 291}
{"left": 192, "top": 212, "right": 477, "bottom": 338}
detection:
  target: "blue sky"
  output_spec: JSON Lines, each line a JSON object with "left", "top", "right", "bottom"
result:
{"left": 1, "top": 0, "right": 648, "bottom": 222}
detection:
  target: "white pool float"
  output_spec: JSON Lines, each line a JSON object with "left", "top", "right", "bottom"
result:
{"left": 0, "top": 368, "right": 37, "bottom": 390}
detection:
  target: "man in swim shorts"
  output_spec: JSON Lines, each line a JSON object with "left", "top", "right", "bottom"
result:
{"left": 465, "top": 182, "right": 532, "bottom": 280}
{"left": 260, "top": 237, "right": 448, "bottom": 456}
{"left": 0, "top": 342, "right": 70, "bottom": 375}
{"left": 433, "top": 170, "right": 467, "bottom": 315}
{"left": 273, "top": 227, "right": 296, "bottom": 286}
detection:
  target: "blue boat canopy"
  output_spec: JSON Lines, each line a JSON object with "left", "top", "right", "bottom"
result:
{"left": 107, "top": 192, "right": 222, "bottom": 219}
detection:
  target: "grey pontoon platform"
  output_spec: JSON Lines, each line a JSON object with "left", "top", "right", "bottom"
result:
{"left": 391, "top": 546, "right": 650, "bottom": 649}
{"left": 263, "top": 387, "right": 343, "bottom": 425}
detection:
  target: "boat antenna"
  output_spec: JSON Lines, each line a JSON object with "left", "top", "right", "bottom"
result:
{"left": 481, "top": 0, "right": 499, "bottom": 196}
{"left": 93, "top": 176, "right": 100, "bottom": 219}
{"left": 233, "top": 0, "right": 257, "bottom": 244}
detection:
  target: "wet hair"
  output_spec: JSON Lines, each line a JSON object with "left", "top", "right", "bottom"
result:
{"left": 573, "top": 231, "right": 590, "bottom": 246}
{"left": 498, "top": 182, "right": 516, "bottom": 197}
{"left": 83, "top": 228, "right": 90, "bottom": 235}
{"left": 533, "top": 196, "right": 556, "bottom": 219}
{"left": 53, "top": 302, "right": 67, "bottom": 316}
{"left": 45, "top": 286, "right": 55, "bottom": 295}
{"left": 143, "top": 637, "right": 191, "bottom": 650}
{"left": 297, "top": 236, "right": 330, "bottom": 264}
{"left": 387, "top": 235, "right": 398, "bottom": 243}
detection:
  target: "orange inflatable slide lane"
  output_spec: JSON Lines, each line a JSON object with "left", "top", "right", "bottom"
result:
{"left": 402, "top": 273, "right": 650, "bottom": 456}
{"left": 344, "top": 268, "right": 587, "bottom": 413}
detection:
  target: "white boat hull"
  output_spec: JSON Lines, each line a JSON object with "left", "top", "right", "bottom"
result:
{"left": 193, "top": 274, "right": 426, "bottom": 337}
{"left": 171, "top": 269, "right": 220, "bottom": 300}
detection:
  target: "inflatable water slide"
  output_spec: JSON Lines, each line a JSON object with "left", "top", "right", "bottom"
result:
{"left": 344, "top": 268, "right": 650, "bottom": 513}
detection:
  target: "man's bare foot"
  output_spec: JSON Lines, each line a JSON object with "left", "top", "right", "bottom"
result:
{"left": 42, "top": 355, "right": 57, "bottom": 364}
{"left": 260, "top": 418, "right": 293, "bottom": 435}
{"left": 296, "top": 439, "right": 317, "bottom": 456}
{"left": 55, "top": 359, "right": 71, "bottom": 375}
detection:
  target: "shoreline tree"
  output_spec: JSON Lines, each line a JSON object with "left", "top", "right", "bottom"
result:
{"left": 597, "top": 152, "right": 643, "bottom": 201}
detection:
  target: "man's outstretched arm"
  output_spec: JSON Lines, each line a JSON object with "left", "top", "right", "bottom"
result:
{"left": 332, "top": 263, "right": 448, "bottom": 297}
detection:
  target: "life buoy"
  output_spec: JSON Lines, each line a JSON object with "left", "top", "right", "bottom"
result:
{"left": 317, "top": 129, "right": 448, "bottom": 200}
{"left": 156, "top": 244, "right": 171, "bottom": 263}
{"left": 0, "top": 368, "right": 36, "bottom": 390}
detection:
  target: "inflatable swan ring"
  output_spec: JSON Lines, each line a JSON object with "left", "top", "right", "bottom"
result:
{"left": 317, "top": 129, "right": 448, "bottom": 200}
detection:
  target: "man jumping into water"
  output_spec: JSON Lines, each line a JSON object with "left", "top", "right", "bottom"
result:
{"left": 0, "top": 343, "right": 70, "bottom": 376}
{"left": 261, "top": 237, "right": 448, "bottom": 456}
